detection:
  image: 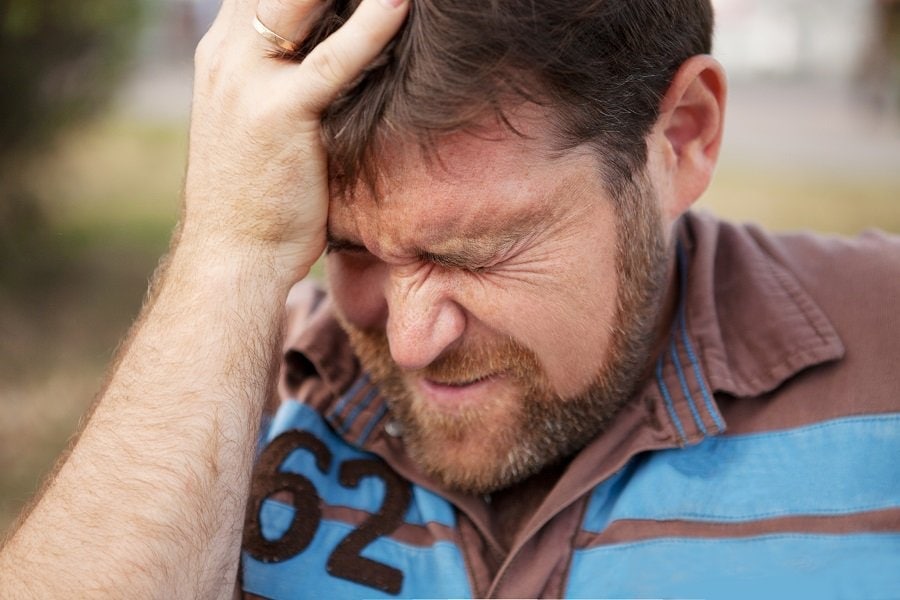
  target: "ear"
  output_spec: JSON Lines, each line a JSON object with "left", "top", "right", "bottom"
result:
{"left": 649, "top": 55, "right": 727, "bottom": 223}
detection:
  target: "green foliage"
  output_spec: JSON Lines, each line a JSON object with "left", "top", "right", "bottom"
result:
{"left": 0, "top": 0, "right": 143, "bottom": 268}
{"left": 0, "top": 0, "right": 143, "bottom": 164}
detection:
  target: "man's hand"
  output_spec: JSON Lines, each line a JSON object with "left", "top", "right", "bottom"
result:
{"left": 184, "top": 0, "right": 410, "bottom": 277}
{"left": 0, "top": 0, "right": 408, "bottom": 597}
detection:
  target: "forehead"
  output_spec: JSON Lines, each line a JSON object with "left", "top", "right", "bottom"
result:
{"left": 328, "top": 109, "right": 603, "bottom": 252}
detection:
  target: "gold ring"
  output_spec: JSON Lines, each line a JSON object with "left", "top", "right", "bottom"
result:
{"left": 252, "top": 16, "right": 300, "bottom": 53}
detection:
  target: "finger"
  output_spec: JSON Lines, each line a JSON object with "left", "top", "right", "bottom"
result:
{"left": 255, "top": 0, "right": 330, "bottom": 48}
{"left": 295, "top": 0, "right": 409, "bottom": 113}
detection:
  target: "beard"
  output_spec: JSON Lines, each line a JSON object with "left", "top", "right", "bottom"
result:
{"left": 334, "top": 176, "right": 669, "bottom": 494}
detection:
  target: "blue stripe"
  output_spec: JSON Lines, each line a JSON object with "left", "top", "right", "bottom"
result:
{"left": 581, "top": 414, "right": 900, "bottom": 532}
{"left": 273, "top": 403, "right": 390, "bottom": 512}
{"left": 357, "top": 403, "right": 388, "bottom": 446}
{"left": 679, "top": 314, "right": 726, "bottom": 432}
{"left": 566, "top": 533, "right": 900, "bottom": 599}
{"left": 676, "top": 241, "right": 725, "bottom": 433}
{"left": 339, "top": 386, "right": 378, "bottom": 434}
{"left": 246, "top": 511, "right": 471, "bottom": 599}
{"left": 265, "top": 402, "right": 456, "bottom": 528}
{"left": 669, "top": 338, "right": 708, "bottom": 435}
{"left": 329, "top": 374, "right": 368, "bottom": 423}
{"left": 405, "top": 484, "right": 457, "bottom": 528}
{"left": 655, "top": 354, "right": 687, "bottom": 444}
{"left": 263, "top": 402, "right": 457, "bottom": 528}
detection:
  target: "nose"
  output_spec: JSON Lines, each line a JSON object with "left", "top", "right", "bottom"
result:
{"left": 384, "top": 268, "right": 466, "bottom": 371}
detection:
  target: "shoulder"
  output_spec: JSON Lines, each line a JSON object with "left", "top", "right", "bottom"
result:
{"left": 694, "top": 212, "right": 900, "bottom": 405}
{"left": 684, "top": 212, "right": 900, "bottom": 432}
{"left": 689, "top": 211, "right": 900, "bottom": 314}
{"left": 752, "top": 225, "right": 900, "bottom": 383}
{"left": 746, "top": 223, "right": 900, "bottom": 303}
{"left": 739, "top": 223, "right": 900, "bottom": 358}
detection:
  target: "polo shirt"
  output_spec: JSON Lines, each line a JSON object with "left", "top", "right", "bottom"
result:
{"left": 240, "top": 211, "right": 900, "bottom": 598}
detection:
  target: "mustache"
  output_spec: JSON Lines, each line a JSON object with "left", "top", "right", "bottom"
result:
{"left": 345, "top": 324, "right": 543, "bottom": 385}
{"left": 421, "top": 337, "right": 540, "bottom": 383}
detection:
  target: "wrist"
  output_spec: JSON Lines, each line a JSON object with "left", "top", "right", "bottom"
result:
{"left": 169, "top": 223, "right": 315, "bottom": 294}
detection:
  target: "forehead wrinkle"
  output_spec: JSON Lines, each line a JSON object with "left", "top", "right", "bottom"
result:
{"left": 330, "top": 136, "right": 600, "bottom": 263}
{"left": 421, "top": 168, "right": 583, "bottom": 258}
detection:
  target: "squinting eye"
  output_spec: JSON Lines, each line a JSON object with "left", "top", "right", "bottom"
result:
{"left": 327, "top": 247, "right": 381, "bottom": 274}
{"left": 420, "top": 252, "right": 491, "bottom": 274}
{"left": 326, "top": 241, "right": 369, "bottom": 256}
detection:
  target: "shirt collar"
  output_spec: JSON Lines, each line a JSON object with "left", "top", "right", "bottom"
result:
{"left": 647, "top": 211, "right": 845, "bottom": 446}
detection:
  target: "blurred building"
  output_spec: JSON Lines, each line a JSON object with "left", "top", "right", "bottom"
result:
{"left": 118, "top": 0, "right": 900, "bottom": 138}
{"left": 712, "top": 0, "right": 873, "bottom": 80}
{"left": 115, "top": 0, "right": 219, "bottom": 120}
{"left": 132, "top": 0, "right": 890, "bottom": 85}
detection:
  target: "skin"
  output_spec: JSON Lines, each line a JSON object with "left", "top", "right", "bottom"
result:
{"left": 0, "top": 0, "right": 726, "bottom": 595}
{"left": 326, "top": 114, "right": 671, "bottom": 493}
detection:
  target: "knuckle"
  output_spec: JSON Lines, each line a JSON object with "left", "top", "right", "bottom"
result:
{"left": 306, "top": 46, "right": 348, "bottom": 86}
{"left": 194, "top": 31, "right": 217, "bottom": 68}
{"left": 194, "top": 41, "right": 228, "bottom": 93}
{"left": 194, "top": 23, "right": 234, "bottom": 77}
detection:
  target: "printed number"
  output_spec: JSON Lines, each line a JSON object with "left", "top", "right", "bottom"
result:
{"left": 243, "top": 431, "right": 331, "bottom": 562}
{"left": 244, "top": 431, "right": 412, "bottom": 595}
{"left": 326, "top": 459, "right": 412, "bottom": 595}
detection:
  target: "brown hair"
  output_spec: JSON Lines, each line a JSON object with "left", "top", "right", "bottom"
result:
{"left": 292, "top": 0, "right": 714, "bottom": 194}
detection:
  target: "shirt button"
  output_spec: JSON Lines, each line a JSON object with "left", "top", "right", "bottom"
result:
{"left": 384, "top": 420, "right": 404, "bottom": 437}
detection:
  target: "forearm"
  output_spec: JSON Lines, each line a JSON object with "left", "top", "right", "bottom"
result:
{"left": 0, "top": 0, "right": 409, "bottom": 594}
{"left": 0, "top": 238, "right": 300, "bottom": 598}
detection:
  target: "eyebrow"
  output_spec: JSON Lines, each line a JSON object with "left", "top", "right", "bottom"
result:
{"left": 325, "top": 168, "right": 580, "bottom": 269}
{"left": 324, "top": 230, "right": 515, "bottom": 270}
{"left": 418, "top": 219, "right": 544, "bottom": 270}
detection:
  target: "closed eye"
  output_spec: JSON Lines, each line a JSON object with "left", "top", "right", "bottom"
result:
{"left": 419, "top": 251, "right": 491, "bottom": 273}
{"left": 325, "top": 238, "right": 369, "bottom": 256}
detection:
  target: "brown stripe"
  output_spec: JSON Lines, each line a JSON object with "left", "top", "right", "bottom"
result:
{"left": 322, "top": 504, "right": 458, "bottom": 547}
{"left": 350, "top": 395, "right": 388, "bottom": 445}
{"left": 329, "top": 379, "right": 371, "bottom": 430}
{"left": 717, "top": 395, "right": 900, "bottom": 437}
{"left": 575, "top": 507, "right": 900, "bottom": 548}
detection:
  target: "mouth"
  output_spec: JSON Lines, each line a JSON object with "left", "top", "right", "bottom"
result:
{"left": 425, "top": 373, "right": 496, "bottom": 388}
{"left": 415, "top": 372, "right": 505, "bottom": 411}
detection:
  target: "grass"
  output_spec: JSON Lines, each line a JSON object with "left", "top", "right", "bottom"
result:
{"left": 1, "top": 113, "right": 898, "bottom": 537}
{"left": 703, "top": 165, "right": 900, "bottom": 234}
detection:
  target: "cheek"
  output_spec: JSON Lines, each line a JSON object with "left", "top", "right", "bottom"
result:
{"left": 543, "top": 237, "right": 620, "bottom": 392}
{"left": 461, "top": 233, "right": 619, "bottom": 396}
{"left": 327, "top": 255, "right": 388, "bottom": 330}
{"left": 529, "top": 276, "right": 619, "bottom": 395}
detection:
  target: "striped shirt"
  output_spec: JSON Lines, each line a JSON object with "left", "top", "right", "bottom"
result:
{"left": 241, "top": 211, "right": 900, "bottom": 599}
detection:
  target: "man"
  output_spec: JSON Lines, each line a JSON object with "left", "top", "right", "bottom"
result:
{"left": 1, "top": 0, "right": 898, "bottom": 598}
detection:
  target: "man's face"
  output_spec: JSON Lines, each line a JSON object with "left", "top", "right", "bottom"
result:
{"left": 326, "top": 110, "right": 670, "bottom": 494}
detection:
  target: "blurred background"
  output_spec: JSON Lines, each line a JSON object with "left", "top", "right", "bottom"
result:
{"left": 1, "top": 0, "right": 899, "bottom": 535}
